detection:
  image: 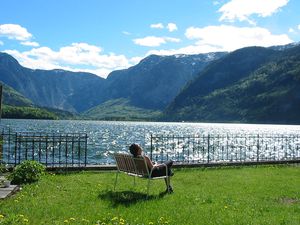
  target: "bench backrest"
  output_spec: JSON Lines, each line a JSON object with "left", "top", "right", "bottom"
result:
{"left": 114, "top": 153, "right": 150, "bottom": 177}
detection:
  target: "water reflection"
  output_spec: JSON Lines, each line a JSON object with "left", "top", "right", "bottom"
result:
{"left": 1, "top": 119, "right": 300, "bottom": 164}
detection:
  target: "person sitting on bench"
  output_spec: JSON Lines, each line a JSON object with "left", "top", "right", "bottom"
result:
{"left": 129, "top": 143, "right": 174, "bottom": 193}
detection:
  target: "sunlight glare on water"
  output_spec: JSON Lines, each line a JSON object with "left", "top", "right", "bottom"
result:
{"left": 1, "top": 119, "right": 300, "bottom": 164}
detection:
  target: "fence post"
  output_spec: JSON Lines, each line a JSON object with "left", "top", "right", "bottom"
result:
{"left": 14, "top": 133, "right": 18, "bottom": 166}
{"left": 207, "top": 135, "right": 210, "bottom": 163}
{"left": 85, "top": 134, "right": 88, "bottom": 167}
{"left": 150, "top": 134, "right": 153, "bottom": 161}
{"left": 257, "top": 134, "right": 260, "bottom": 162}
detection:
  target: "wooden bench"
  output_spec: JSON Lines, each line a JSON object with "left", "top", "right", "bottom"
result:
{"left": 113, "top": 153, "right": 170, "bottom": 195}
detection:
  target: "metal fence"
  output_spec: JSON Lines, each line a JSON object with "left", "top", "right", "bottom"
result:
{"left": 0, "top": 128, "right": 88, "bottom": 167}
{"left": 149, "top": 134, "right": 300, "bottom": 164}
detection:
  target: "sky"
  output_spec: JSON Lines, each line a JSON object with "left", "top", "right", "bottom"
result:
{"left": 0, "top": 0, "right": 300, "bottom": 78}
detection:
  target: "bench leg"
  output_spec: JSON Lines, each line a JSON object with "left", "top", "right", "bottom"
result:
{"left": 114, "top": 171, "right": 119, "bottom": 191}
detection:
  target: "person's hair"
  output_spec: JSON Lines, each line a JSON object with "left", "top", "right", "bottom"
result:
{"left": 129, "top": 143, "right": 140, "bottom": 157}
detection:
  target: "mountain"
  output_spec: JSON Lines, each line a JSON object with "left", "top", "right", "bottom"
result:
{"left": 82, "top": 98, "right": 161, "bottom": 121}
{"left": 0, "top": 52, "right": 106, "bottom": 112}
{"left": 1, "top": 82, "right": 33, "bottom": 107}
{"left": 102, "top": 52, "right": 227, "bottom": 110}
{"left": 0, "top": 82, "right": 75, "bottom": 120}
{"left": 165, "top": 45, "right": 300, "bottom": 124}
{"left": 0, "top": 52, "right": 226, "bottom": 114}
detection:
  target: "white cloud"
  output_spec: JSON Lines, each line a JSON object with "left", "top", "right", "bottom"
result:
{"left": 298, "top": 24, "right": 300, "bottom": 30}
{"left": 4, "top": 43, "right": 134, "bottom": 78}
{"left": 0, "top": 40, "right": 3, "bottom": 46}
{"left": 133, "top": 36, "right": 180, "bottom": 47}
{"left": 21, "top": 41, "right": 40, "bottom": 47}
{"left": 122, "top": 31, "right": 131, "bottom": 35}
{"left": 150, "top": 23, "right": 164, "bottom": 29}
{"left": 0, "top": 24, "right": 32, "bottom": 41}
{"left": 167, "top": 23, "right": 178, "bottom": 32}
{"left": 219, "top": 0, "right": 289, "bottom": 24}
{"left": 213, "top": 1, "right": 220, "bottom": 6}
{"left": 146, "top": 45, "right": 222, "bottom": 56}
{"left": 185, "top": 25, "right": 292, "bottom": 52}
{"left": 129, "top": 56, "right": 143, "bottom": 65}
{"left": 288, "top": 28, "right": 295, "bottom": 33}
{"left": 144, "top": 24, "right": 293, "bottom": 57}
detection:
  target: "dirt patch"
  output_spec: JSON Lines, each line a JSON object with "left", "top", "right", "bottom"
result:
{"left": 279, "top": 197, "right": 300, "bottom": 205}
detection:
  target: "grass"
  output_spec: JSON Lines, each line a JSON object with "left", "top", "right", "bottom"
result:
{"left": 0, "top": 165, "right": 299, "bottom": 224}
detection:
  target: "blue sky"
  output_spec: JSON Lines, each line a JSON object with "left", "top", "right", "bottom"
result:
{"left": 0, "top": 0, "right": 300, "bottom": 78}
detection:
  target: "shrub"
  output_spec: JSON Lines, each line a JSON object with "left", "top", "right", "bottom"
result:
{"left": 9, "top": 160, "right": 45, "bottom": 185}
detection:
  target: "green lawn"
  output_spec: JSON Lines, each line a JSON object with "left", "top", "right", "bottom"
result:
{"left": 0, "top": 165, "right": 299, "bottom": 225}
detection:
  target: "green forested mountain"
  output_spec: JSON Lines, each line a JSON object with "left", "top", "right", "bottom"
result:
{"left": 82, "top": 98, "right": 161, "bottom": 121}
{"left": 0, "top": 52, "right": 226, "bottom": 113}
{"left": 1, "top": 83, "right": 74, "bottom": 120}
{"left": 103, "top": 53, "right": 226, "bottom": 110}
{"left": 1, "top": 82, "right": 33, "bottom": 107}
{"left": 1, "top": 43, "right": 300, "bottom": 123}
{"left": 0, "top": 52, "right": 105, "bottom": 113}
{"left": 165, "top": 45, "right": 300, "bottom": 124}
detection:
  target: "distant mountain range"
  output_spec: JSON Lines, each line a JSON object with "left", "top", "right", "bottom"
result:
{"left": 1, "top": 42, "right": 300, "bottom": 124}
{"left": 165, "top": 45, "right": 300, "bottom": 124}
{"left": 0, "top": 51, "right": 226, "bottom": 113}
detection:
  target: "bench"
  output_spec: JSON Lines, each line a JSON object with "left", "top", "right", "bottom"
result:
{"left": 113, "top": 153, "right": 170, "bottom": 195}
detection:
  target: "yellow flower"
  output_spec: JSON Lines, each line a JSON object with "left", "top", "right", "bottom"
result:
{"left": 149, "top": 222, "right": 154, "bottom": 225}
{"left": 224, "top": 205, "right": 228, "bottom": 209}
{"left": 111, "top": 217, "right": 118, "bottom": 221}
{"left": 64, "top": 219, "right": 69, "bottom": 223}
{"left": 0, "top": 214, "right": 4, "bottom": 219}
{"left": 23, "top": 218, "right": 29, "bottom": 223}
{"left": 70, "top": 218, "right": 76, "bottom": 221}
{"left": 18, "top": 214, "right": 24, "bottom": 217}
{"left": 120, "top": 218, "right": 125, "bottom": 223}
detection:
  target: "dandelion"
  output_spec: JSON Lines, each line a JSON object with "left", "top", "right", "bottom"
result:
{"left": 149, "top": 222, "right": 154, "bottom": 225}
{"left": 18, "top": 214, "right": 24, "bottom": 217}
{"left": 70, "top": 218, "right": 76, "bottom": 221}
{"left": 224, "top": 205, "right": 228, "bottom": 209}
{"left": 64, "top": 219, "right": 69, "bottom": 223}
{"left": 0, "top": 214, "right": 4, "bottom": 219}
{"left": 23, "top": 218, "right": 29, "bottom": 223}
{"left": 111, "top": 216, "right": 118, "bottom": 221}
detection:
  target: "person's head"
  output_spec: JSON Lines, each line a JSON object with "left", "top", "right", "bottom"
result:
{"left": 129, "top": 143, "right": 142, "bottom": 157}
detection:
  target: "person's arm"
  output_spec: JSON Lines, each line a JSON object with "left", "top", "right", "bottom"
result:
{"left": 144, "top": 155, "right": 155, "bottom": 169}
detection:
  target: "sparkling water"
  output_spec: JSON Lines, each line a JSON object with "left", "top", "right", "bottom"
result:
{"left": 1, "top": 119, "right": 300, "bottom": 164}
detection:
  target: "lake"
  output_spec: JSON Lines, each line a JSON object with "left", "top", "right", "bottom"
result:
{"left": 1, "top": 119, "right": 300, "bottom": 164}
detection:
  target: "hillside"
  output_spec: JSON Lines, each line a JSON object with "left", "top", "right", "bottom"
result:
{"left": 82, "top": 98, "right": 161, "bottom": 121}
{"left": 0, "top": 52, "right": 226, "bottom": 114}
{"left": 1, "top": 82, "right": 34, "bottom": 107}
{"left": 164, "top": 45, "right": 300, "bottom": 124}
{"left": 0, "top": 83, "right": 74, "bottom": 120}
{"left": 0, "top": 52, "right": 106, "bottom": 112}
{"left": 104, "top": 53, "right": 227, "bottom": 110}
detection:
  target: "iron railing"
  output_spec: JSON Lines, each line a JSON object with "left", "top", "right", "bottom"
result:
{"left": 0, "top": 128, "right": 88, "bottom": 167}
{"left": 149, "top": 134, "right": 300, "bottom": 164}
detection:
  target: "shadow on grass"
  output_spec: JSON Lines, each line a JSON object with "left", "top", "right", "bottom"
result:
{"left": 99, "top": 190, "right": 168, "bottom": 207}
